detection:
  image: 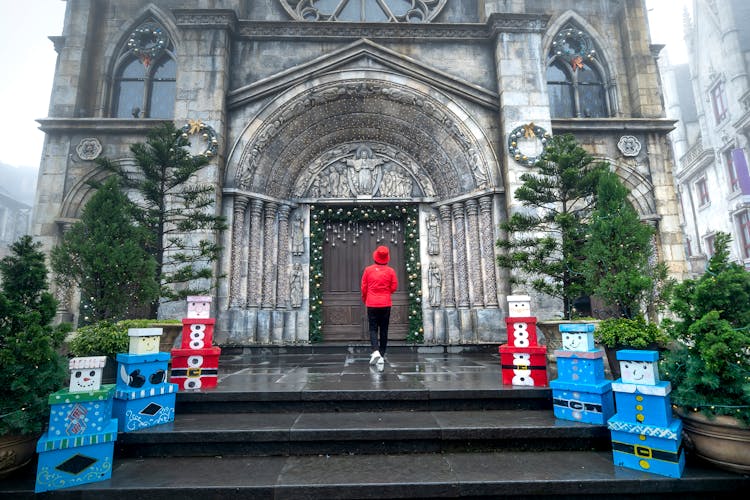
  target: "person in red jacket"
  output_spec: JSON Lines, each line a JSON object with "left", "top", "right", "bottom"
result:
{"left": 361, "top": 245, "right": 398, "bottom": 367}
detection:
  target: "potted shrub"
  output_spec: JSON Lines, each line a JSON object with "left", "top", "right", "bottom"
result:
{"left": 0, "top": 237, "right": 69, "bottom": 477}
{"left": 595, "top": 316, "right": 668, "bottom": 379}
{"left": 660, "top": 232, "right": 750, "bottom": 473}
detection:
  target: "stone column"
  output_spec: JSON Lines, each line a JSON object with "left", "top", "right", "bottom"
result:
{"left": 438, "top": 205, "right": 455, "bottom": 307}
{"left": 54, "top": 221, "right": 76, "bottom": 324}
{"left": 246, "top": 199, "right": 264, "bottom": 308}
{"left": 229, "top": 195, "right": 249, "bottom": 307}
{"left": 261, "top": 202, "right": 279, "bottom": 309}
{"left": 479, "top": 196, "right": 499, "bottom": 306}
{"left": 276, "top": 205, "right": 292, "bottom": 309}
{"left": 452, "top": 202, "right": 470, "bottom": 308}
{"left": 465, "top": 198, "right": 484, "bottom": 307}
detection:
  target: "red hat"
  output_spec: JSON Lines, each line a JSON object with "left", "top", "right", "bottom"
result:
{"left": 373, "top": 245, "right": 390, "bottom": 264}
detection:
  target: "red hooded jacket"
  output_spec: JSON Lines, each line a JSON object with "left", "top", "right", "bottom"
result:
{"left": 361, "top": 246, "right": 398, "bottom": 307}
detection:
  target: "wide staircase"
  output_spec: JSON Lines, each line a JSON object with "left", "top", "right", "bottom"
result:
{"left": 2, "top": 345, "right": 748, "bottom": 498}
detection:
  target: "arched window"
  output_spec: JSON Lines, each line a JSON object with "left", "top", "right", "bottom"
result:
{"left": 112, "top": 21, "right": 175, "bottom": 118}
{"left": 547, "top": 24, "right": 609, "bottom": 118}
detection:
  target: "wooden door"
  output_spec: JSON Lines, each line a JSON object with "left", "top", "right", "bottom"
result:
{"left": 322, "top": 219, "right": 408, "bottom": 342}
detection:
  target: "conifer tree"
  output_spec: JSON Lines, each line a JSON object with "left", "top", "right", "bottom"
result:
{"left": 100, "top": 122, "right": 227, "bottom": 316}
{"left": 51, "top": 177, "right": 159, "bottom": 323}
{"left": 580, "top": 171, "right": 661, "bottom": 318}
{"left": 496, "top": 134, "right": 607, "bottom": 318}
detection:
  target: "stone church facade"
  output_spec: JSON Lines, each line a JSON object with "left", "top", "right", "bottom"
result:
{"left": 33, "top": 0, "right": 685, "bottom": 345}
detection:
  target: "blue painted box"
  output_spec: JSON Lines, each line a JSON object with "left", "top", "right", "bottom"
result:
{"left": 608, "top": 416, "right": 685, "bottom": 478}
{"left": 612, "top": 380, "right": 674, "bottom": 428}
{"left": 116, "top": 352, "right": 170, "bottom": 392}
{"left": 550, "top": 379, "right": 615, "bottom": 424}
{"left": 46, "top": 385, "right": 115, "bottom": 438}
{"left": 113, "top": 383, "right": 178, "bottom": 432}
{"left": 554, "top": 349, "right": 606, "bottom": 385}
{"left": 35, "top": 418, "right": 118, "bottom": 492}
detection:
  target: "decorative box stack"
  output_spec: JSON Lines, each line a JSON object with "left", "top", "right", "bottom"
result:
{"left": 499, "top": 295, "right": 548, "bottom": 386}
{"left": 550, "top": 323, "right": 615, "bottom": 424}
{"left": 35, "top": 357, "right": 118, "bottom": 493}
{"left": 607, "top": 350, "right": 685, "bottom": 478}
{"left": 170, "top": 296, "right": 221, "bottom": 390}
{"left": 112, "top": 328, "right": 178, "bottom": 432}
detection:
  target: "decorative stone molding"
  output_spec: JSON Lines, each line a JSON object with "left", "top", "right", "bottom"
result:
{"left": 229, "top": 195, "right": 249, "bottom": 307}
{"left": 246, "top": 199, "right": 264, "bottom": 308}
{"left": 479, "top": 196, "right": 499, "bottom": 306}
{"left": 451, "top": 202, "right": 469, "bottom": 308}
{"left": 279, "top": 0, "right": 446, "bottom": 23}
{"left": 75, "top": 138, "right": 102, "bottom": 161}
{"left": 239, "top": 22, "right": 488, "bottom": 40}
{"left": 277, "top": 205, "right": 292, "bottom": 309}
{"left": 438, "top": 205, "right": 455, "bottom": 307}
{"left": 261, "top": 202, "right": 279, "bottom": 309}
{"left": 173, "top": 10, "right": 239, "bottom": 31}
{"left": 465, "top": 199, "right": 483, "bottom": 307}
{"left": 617, "top": 135, "right": 642, "bottom": 157}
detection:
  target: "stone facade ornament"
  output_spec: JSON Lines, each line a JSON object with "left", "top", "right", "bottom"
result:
{"left": 346, "top": 145, "right": 384, "bottom": 195}
{"left": 426, "top": 213, "right": 440, "bottom": 255}
{"left": 428, "top": 262, "right": 442, "bottom": 307}
{"left": 291, "top": 214, "right": 305, "bottom": 256}
{"left": 290, "top": 263, "right": 303, "bottom": 308}
{"left": 617, "top": 135, "right": 642, "bottom": 157}
{"left": 279, "top": 0, "right": 447, "bottom": 23}
{"left": 508, "top": 123, "right": 550, "bottom": 167}
{"left": 75, "top": 138, "right": 102, "bottom": 161}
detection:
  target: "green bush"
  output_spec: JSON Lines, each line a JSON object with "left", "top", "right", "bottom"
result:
{"left": 68, "top": 319, "right": 181, "bottom": 359}
{"left": 595, "top": 316, "right": 668, "bottom": 348}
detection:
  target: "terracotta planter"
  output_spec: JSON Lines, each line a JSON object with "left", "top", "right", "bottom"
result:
{"left": 677, "top": 409, "right": 750, "bottom": 474}
{"left": 0, "top": 433, "right": 38, "bottom": 478}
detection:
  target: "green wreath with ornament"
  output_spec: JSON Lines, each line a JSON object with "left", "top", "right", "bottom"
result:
{"left": 507, "top": 123, "right": 551, "bottom": 167}
{"left": 180, "top": 120, "right": 219, "bottom": 158}
{"left": 309, "top": 205, "right": 424, "bottom": 343}
{"left": 127, "top": 23, "right": 168, "bottom": 66}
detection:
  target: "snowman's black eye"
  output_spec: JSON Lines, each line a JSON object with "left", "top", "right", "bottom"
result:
{"left": 75, "top": 371, "right": 82, "bottom": 378}
{"left": 90, "top": 371, "right": 96, "bottom": 377}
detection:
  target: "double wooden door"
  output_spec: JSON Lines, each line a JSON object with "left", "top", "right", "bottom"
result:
{"left": 321, "top": 220, "right": 408, "bottom": 342}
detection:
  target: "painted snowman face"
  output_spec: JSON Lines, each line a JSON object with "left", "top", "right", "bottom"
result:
{"left": 620, "top": 360, "right": 659, "bottom": 385}
{"left": 130, "top": 335, "right": 160, "bottom": 355}
{"left": 140, "top": 336, "right": 159, "bottom": 352}
{"left": 69, "top": 368, "right": 103, "bottom": 392}
{"left": 562, "top": 332, "right": 583, "bottom": 351}
{"left": 508, "top": 300, "right": 531, "bottom": 318}
{"left": 187, "top": 300, "right": 211, "bottom": 319}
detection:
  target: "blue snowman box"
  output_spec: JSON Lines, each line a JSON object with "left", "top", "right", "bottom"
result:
{"left": 115, "top": 352, "right": 170, "bottom": 391}
{"left": 612, "top": 381, "right": 673, "bottom": 427}
{"left": 558, "top": 323, "right": 597, "bottom": 352}
{"left": 608, "top": 417, "right": 685, "bottom": 478}
{"left": 554, "top": 349, "right": 607, "bottom": 385}
{"left": 35, "top": 418, "right": 118, "bottom": 493}
{"left": 46, "top": 385, "right": 115, "bottom": 437}
{"left": 550, "top": 379, "right": 615, "bottom": 424}
{"left": 113, "top": 384, "right": 178, "bottom": 432}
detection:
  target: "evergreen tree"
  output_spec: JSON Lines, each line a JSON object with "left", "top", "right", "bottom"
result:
{"left": 51, "top": 177, "right": 159, "bottom": 323}
{"left": 580, "top": 171, "right": 661, "bottom": 319}
{"left": 100, "top": 122, "right": 227, "bottom": 316}
{"left": 496, "top": 134, "right": 607, "bottom": 318}
{"left": 0, "top": 236, "right": 68, "bottom": 434}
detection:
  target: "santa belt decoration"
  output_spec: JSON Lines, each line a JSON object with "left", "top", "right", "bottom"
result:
{"left": 611, "top": 441, "right": 683, "bottom": 463}
{"left": 552, "top": 398, "right": 602, "bottom": 413}
{"left": 171, "top": 368, "right": 218, "bottom": 378}
{"left": 501, "top": 364, "right": 546, "bottom": 371}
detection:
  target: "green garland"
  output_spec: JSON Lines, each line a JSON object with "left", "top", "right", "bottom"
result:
{"left": 309, "top": 205, "right": 424, "bottom": 343}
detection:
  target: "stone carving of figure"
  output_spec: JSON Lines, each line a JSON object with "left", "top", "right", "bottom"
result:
{"left": 290, "top": 263, "right": 303, "bottom": 308}
{"left": 428, "top": 262, "right": 442, "bottom": 307}
{"left": 427, "top": 213, "right": 440, "bottom": 255}
{"left": 346, "top": 146, "right": 383, "bottom": 195}
{"left": 379, "top": 168, "right": 413, "bottom": 198}
{"left": 291, "top": 214, "right": 304, "bottom": 256}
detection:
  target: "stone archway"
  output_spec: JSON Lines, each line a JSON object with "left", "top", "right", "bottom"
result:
{"left": 220, "top": 73, "right": 503, "bottom": 345}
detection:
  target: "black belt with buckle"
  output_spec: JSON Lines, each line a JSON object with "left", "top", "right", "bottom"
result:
{"left": 611, "top": 441, "right": 682, "bottom": 463}
{"left": 501, "top": 364, "right": 546, "bottom": 370}
{"left": 553, "top": 398, "right": 602, "bottom": 413}
{"left": 171, "top": 368, "right": 218, "bottom": 377}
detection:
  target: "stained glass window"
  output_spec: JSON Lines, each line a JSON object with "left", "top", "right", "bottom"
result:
{"left": 280, "top": 0, "right": 446, "bottom": 23}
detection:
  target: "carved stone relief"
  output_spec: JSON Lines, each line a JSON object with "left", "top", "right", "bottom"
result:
{"left": 426, "top": 213, "right": 440, "bottom": 255}
{"left": 428, "top": 262, "right": 442, "bottom": 307}
{"left": 75, "top": 138, "right": 102, "bottom": 161}
{"left": 290, "top": 263, "right": 303, "bottom": 308}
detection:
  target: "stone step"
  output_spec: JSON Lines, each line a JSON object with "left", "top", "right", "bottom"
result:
{"left": 3, "top": 450, "right": 747, "bottom": 498}
{"left": 116, "top": 409, "right": 611, "bottom": 458}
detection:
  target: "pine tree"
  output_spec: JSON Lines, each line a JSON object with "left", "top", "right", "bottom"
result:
{"left": 0, "top": 236, "right": 68, "bottom": 434}
{"left": 51, "top": 177, "right": 159, "bottom": 323}
{"left": 496, "top": 134, "right": 607, "bottom": 318}
{"left": 100, "top": 122, "right": 227, "bottom": 316}
{"left": 580, "top": 171, "right": 660, "bottom": 319}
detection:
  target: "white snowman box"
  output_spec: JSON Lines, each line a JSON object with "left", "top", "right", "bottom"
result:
{"left": 507, "top": 295, "right": 532, "bottom": 318}
{"left": 128, "top": 328, "right": 163, "bottom": 355}
{"left": 68, "top": 356, "right": 107, "bottom": 393}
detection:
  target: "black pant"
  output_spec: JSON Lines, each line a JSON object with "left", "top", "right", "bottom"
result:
{"left": 367, "top": 306, "right": 391, "bottom": 356}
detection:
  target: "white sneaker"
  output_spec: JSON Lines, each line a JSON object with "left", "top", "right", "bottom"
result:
{"left": 376, "top": 357, "right": 385, "bottom": 372}
{"left": 369, "top": 350, "right": 381, "bottom": 365}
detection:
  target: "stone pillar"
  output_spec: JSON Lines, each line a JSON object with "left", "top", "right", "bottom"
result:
{"left": 246, "top": 199, "right": 264, "bottom": 308}
{"left": 229, "top": 195, "right": 249, "bottom": 307}
{"left": 53, "top": 221, "right": 76, "bottom": 324}
{"left": 438, "top": 205, "right": 456, "bottom": 307}
{"left": 276, "top": 205, "right": 292, "bottom": 309}
{"left": 479, "top": 196, "right": 499, "bottom": 306}
{"left": 261, "top": 202, "right": 279, "bottom": 309}
{"left": 465, "top": 198, "right": 484, "bottom": 307}
{"left": 452, "top": 202, "right": 469, "bottom": 308}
